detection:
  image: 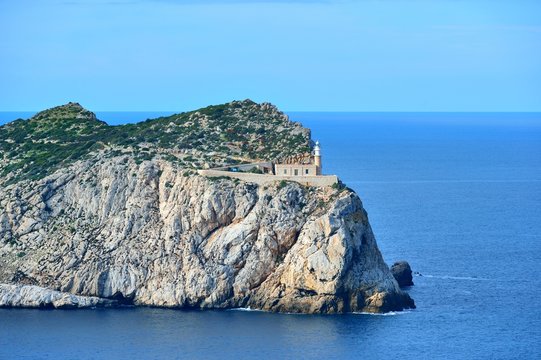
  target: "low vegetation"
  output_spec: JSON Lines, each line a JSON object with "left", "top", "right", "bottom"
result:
{"left": 0, "top": 100, "right": 311, "bottom": 185}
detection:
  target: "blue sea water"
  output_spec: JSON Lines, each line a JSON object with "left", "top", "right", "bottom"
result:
{"left": 1, "top": 112, "right": 540, "bottom": 359}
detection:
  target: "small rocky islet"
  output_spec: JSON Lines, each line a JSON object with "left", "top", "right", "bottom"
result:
{"left": 0, "top": 100, "right": 414, "bottom": 313}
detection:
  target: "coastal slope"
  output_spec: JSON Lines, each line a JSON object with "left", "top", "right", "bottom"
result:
{"left": 0, "top": 101, "right": 414, "bottom": 313}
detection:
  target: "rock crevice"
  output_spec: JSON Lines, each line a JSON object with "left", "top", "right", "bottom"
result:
{"left": 0, "top": 158, "right": 414, "bottom": 313}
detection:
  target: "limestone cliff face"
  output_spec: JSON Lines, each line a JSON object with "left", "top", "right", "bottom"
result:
{"left": 0, "top": 156, "right": 414, "bottom": 313}
{"left": 0, "top": 284, "right": 115, "bottom": 308}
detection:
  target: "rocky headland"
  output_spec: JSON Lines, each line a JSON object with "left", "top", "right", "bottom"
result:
{"left": 0, "top": 100, "right": 414, "bottom": 313}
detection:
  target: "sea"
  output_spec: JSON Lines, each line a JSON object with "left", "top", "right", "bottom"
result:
{"left": 0, "top": 111, "right": 540, "bottom": 359}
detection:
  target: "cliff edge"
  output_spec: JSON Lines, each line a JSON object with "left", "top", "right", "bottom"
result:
{"left": 0, "top": 101, "right": 414, "bottom": 313}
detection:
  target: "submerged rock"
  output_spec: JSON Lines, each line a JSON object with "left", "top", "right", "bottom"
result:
{"left": 391, "top": 261, "right": 414, "bottom": 287}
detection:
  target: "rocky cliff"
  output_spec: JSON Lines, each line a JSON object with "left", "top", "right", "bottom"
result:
{"left": 0, "top": 101, "right": 414, "bottom": 313}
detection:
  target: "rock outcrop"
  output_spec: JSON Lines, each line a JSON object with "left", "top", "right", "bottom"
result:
{"left": 391, "top": 261, "right": 414, "bottom": 287}
{"left": 0, "top": 157, "right": 414, "bottom": 313}
{"left": 0, "top": 101, "right": 415, "bottom": 313}
{"left": 0, "top": 284, "right": 115, "bottom": 308}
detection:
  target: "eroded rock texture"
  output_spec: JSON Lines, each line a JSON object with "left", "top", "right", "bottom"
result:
{"left": 391, "top": 261, "right": 414, "bottom": 287}
{"left": 0, "top": 284, "right": 115, "bottom": 308}
{"left": 0, "top": 158, "right": 414, "bottom": 313}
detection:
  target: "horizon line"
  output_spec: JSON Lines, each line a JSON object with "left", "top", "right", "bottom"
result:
{"left": 1, "top": 110, "right": 541, "bottom": 114}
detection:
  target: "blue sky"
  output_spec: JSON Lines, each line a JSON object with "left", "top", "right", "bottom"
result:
{"left": 0, "top": 0, "right": 540, "bottom": 111}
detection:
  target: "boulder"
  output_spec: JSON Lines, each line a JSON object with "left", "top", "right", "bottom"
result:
{"left": 391, "top": 261, "right": 414, "bottom": 287}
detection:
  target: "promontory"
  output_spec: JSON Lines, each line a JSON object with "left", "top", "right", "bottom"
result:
{"left": 0, "top": 100, "right": 414, "bottom": 313}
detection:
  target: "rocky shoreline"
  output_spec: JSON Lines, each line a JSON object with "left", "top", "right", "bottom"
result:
{"left": 0, "top": 163, "right": 414, "bottom": 313}
{"left": 0, "top": 284, "right": 116, "bottom": 309}
{"left": 0, "top": 102, "right": 414, "bottom": 314}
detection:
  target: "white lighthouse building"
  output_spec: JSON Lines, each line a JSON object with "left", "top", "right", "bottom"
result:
{"left": 273, "top": 140, "right": 323, "bottom": 177}
{"left": 314, "top": 140, "right": 322, "bottom": 175}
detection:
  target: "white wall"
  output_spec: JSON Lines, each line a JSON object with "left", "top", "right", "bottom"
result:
{"left": 274, "top": 164, "right": 318, "bottom": 176}
{"left": 197, "top": 169, "right": 338, "bottom": 187}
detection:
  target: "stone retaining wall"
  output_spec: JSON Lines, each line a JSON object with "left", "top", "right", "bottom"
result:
{"left": 211, "top": 162, "right": 273, "bottom": 171}
{"left": 198, "top": 169, "right": 338, "bottom": 187}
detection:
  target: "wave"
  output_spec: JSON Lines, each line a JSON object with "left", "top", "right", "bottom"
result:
{"left": 228, "top": 308, "right": 413, "bottom": 316}
{"left": 420, "top": 274, "right": 489, "bottom": 281}
{"left": 353, "top": 310, "right": 412, "bottom": 316}
{"left": 227, "top": 307, "right": 265, "bottom": 312}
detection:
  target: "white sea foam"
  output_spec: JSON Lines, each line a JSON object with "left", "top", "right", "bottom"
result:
{"left": 353, "top": 310, "right": 412, "bottom": 316}
{"left": 227, "top": 307, "right": 265, "bottom": 312}
{"left": 421, "top": 274, "right": 489, "bottom": 281}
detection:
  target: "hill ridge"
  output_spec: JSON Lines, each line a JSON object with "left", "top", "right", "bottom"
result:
{"left": 0, "top": 100, "right": 311, "bottom": 185}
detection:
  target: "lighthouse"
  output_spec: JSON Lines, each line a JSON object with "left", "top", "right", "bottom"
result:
{"left": 314, "top": 140, "right": 322, "bottom": 175}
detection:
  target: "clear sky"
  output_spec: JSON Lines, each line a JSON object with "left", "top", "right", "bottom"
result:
{"left": 0, "top": 0, "right": 540, "bottom": 111}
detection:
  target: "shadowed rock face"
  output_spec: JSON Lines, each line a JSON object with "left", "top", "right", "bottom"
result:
{"left": 0, "top": 158, "right": 415, "bottom": 313}
{"left": 391, "top": 261, "right": 414, "bottom": 287}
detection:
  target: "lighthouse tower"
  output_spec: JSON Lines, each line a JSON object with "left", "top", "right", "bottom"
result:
{"left": 314, "top": 140, "right": 322, "bottom": 175}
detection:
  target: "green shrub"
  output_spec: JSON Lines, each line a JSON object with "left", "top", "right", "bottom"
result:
{"left": 277, "top": 180, "right": 288, "bottom": 190}
{"left": 332, "top": 181, "right": 346, "bottom": 191}
{"left": 247, "top": 167, "right": 263, "bottom": 174}
{"left": 0, "top": 100, "right": 312, "bottom": 184}
{"left": 208, "top": 176, "right": 230, "bottom": 182}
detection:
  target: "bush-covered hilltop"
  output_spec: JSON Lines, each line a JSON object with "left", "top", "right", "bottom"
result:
{"left": 0, "top": 100, "right": 311, "bottom": 185}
